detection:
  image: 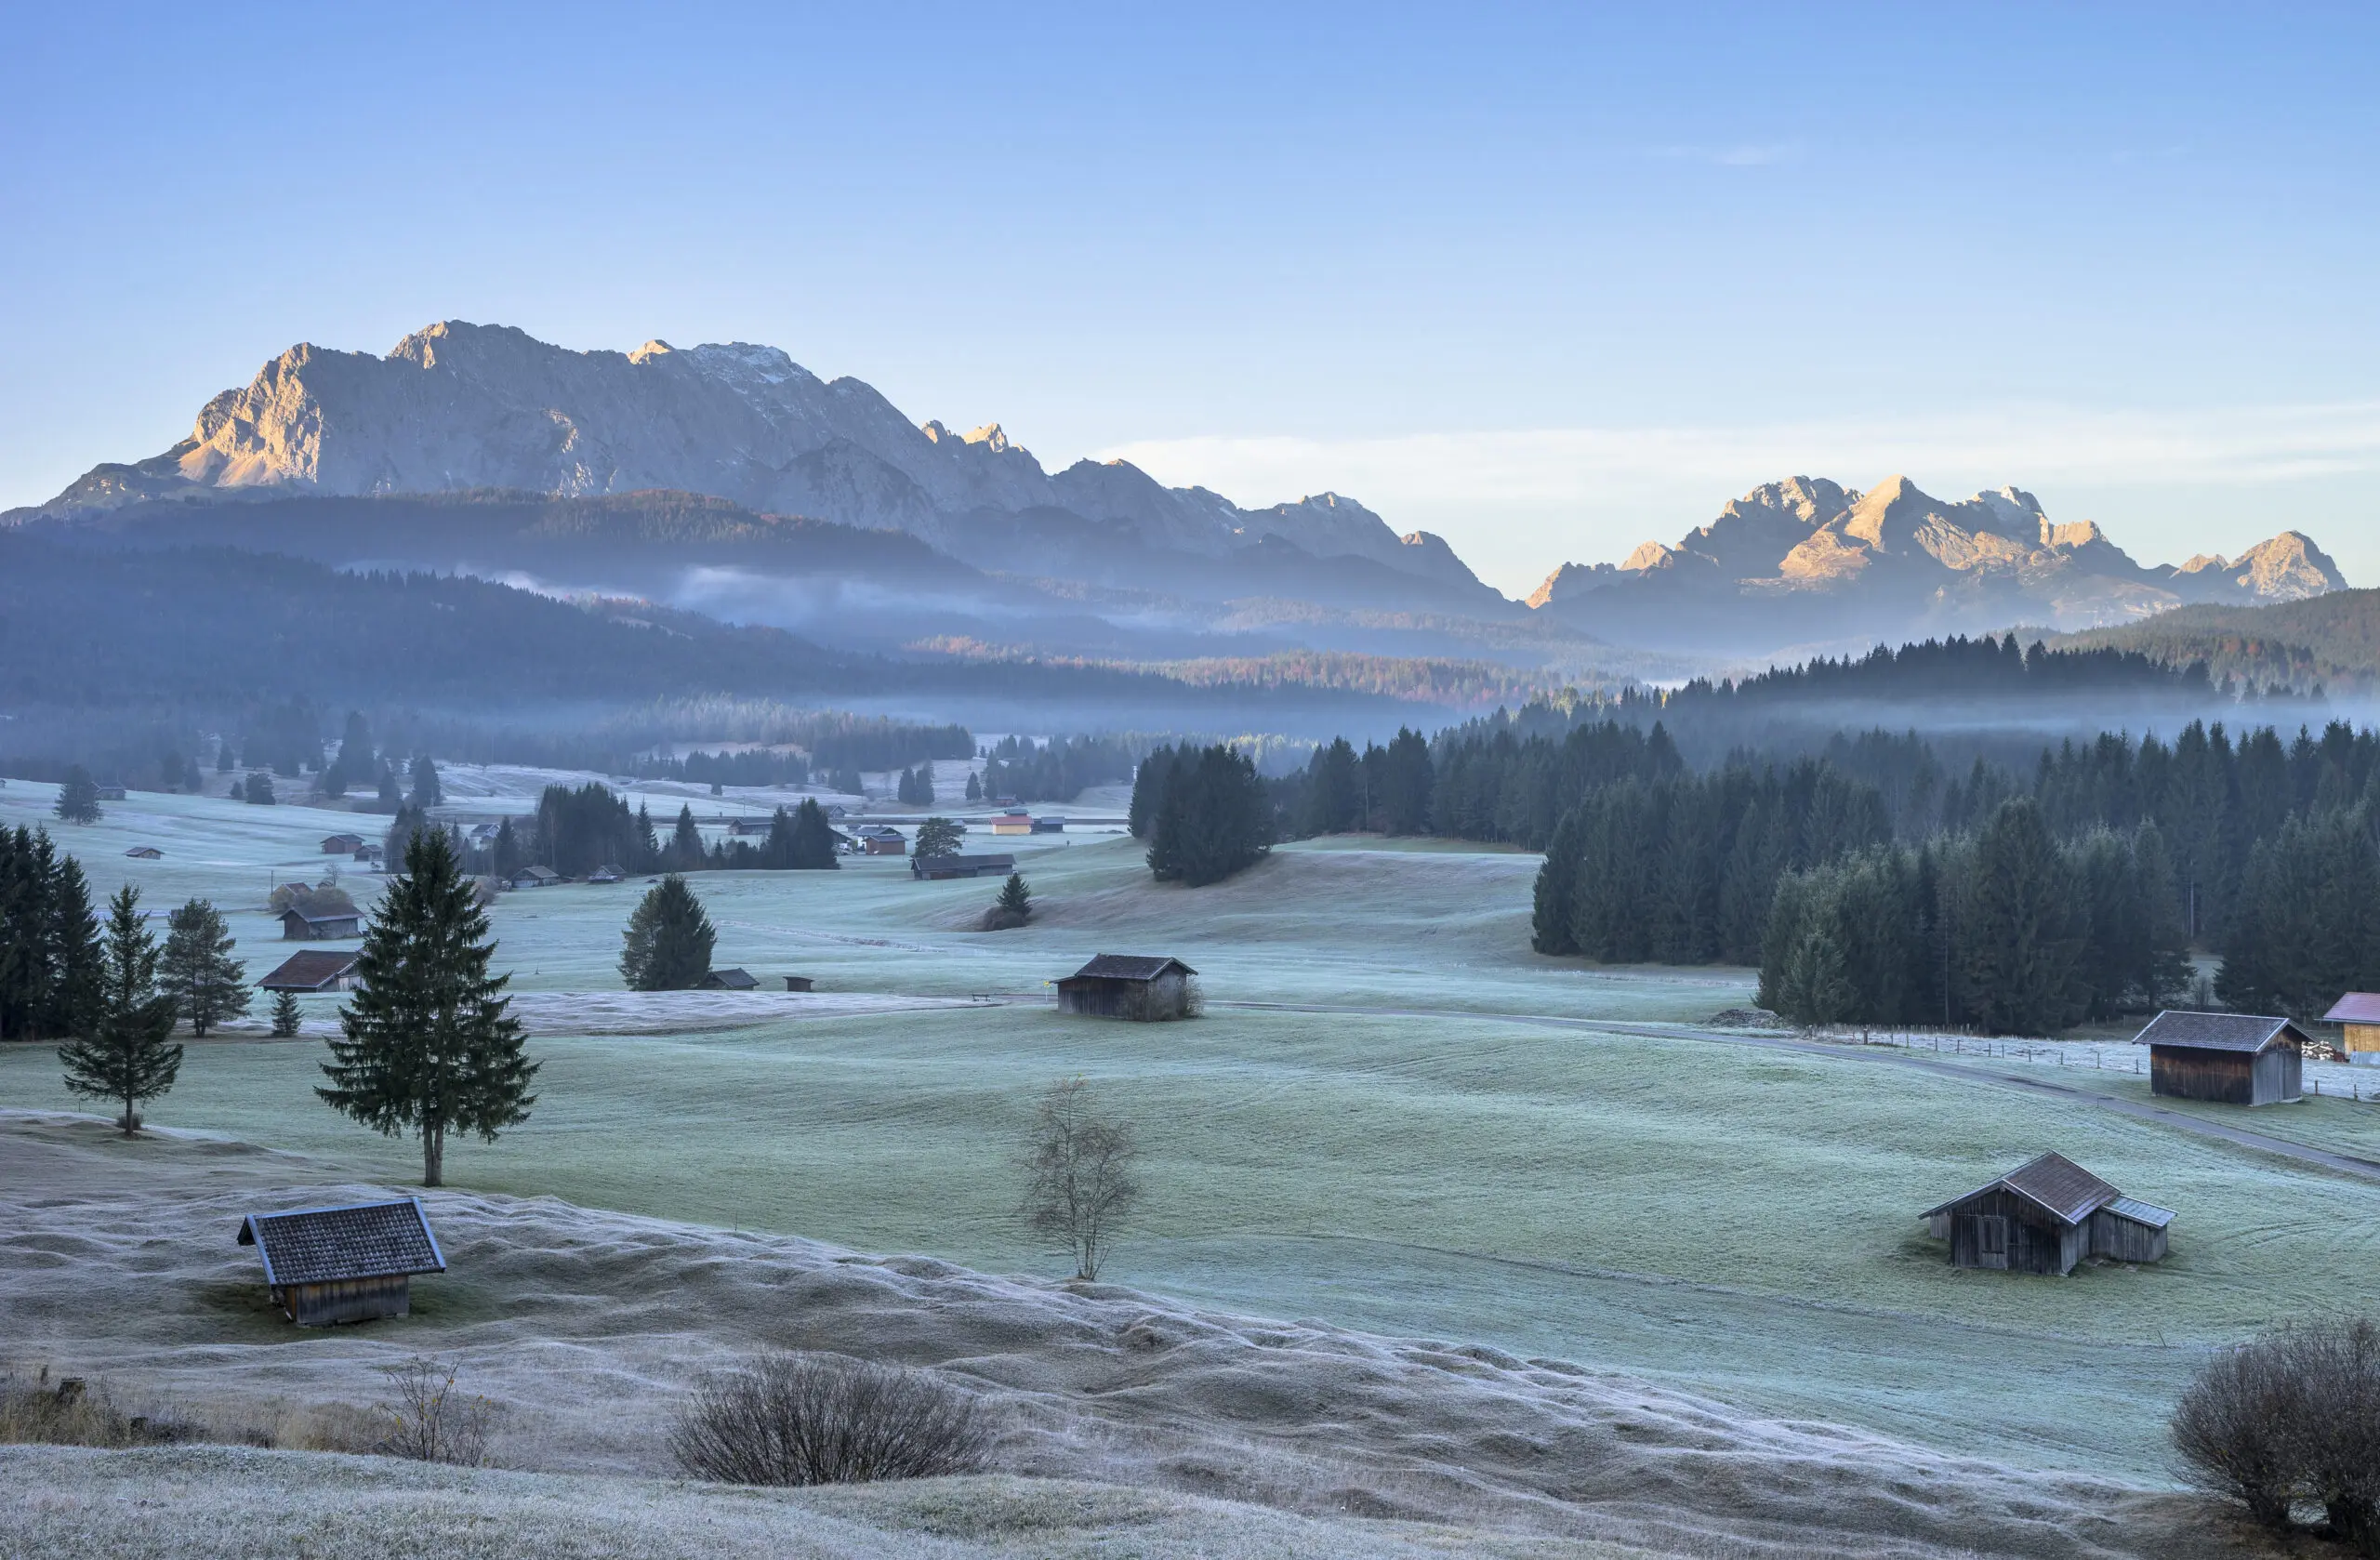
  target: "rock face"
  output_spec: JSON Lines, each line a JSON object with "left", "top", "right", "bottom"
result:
{"left": 38, "top": 321, "right": 1494, "bottom": 601}
{"left": 1529, "top": 474, "right": 2346, "bottom": 651}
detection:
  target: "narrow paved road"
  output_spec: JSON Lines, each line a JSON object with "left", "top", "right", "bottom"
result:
{"left": 1213, "top": 999, "right": 2380, "bottom": 1185}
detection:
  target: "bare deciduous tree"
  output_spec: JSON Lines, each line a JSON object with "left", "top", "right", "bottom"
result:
{"left": 1022, "top": 1077, "right": 1140, "bottom": 1281}
{"left": 2173, "top": 1317, "right": 2380, "bottom": 1548}
{"left": 670, "top": 1353, "right": 989, "bottom": 1487}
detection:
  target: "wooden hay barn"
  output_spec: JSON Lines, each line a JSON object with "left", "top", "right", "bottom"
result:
{"left": 783, "top": 974, "right": 814, "bottom": 992}
{"left": 237, "top": 1197, "right": 445, "bottom": 1326}
{"left": 281, "top": 906, "right": 363, "bottom": 941}
{"left": 2135, "top": 1011, "right": 2306, "bottom": 1105}
{"left": 1922, "top": 1152, "right": 2173, "bottom": 1276}
{"left": 2322, "top": 992, "right": 2380, "bottom": 1065}
{"left": 124, "top": 845, "right": 163, "bottom": 859}
{"left": 701, "top": 967, "right": 759, "bottom": 990}
{"left": 321, "top": 833, "right": 365, "bottom": 854}
{"left": 258, "top": 950, "right": 361, "bottom": 993}
{"left": 1057, "top": 954, "right": 1198, "bottom": 1021}
{"left": 910, "top": 853, "right": 1015, "bottom": 881}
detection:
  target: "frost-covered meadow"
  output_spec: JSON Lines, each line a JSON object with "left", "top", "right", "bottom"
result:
{"left": 6, "top": 777, "right": 2379, "bottom": 1493}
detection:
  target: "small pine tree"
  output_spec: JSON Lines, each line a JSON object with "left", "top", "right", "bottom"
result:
{"left": 966, "top": 771, "right": 983, "bottom": 802}
{"left": 619, "top": 874, "right": 719, "bottom": 990}
{"left": 997, "top": 872, "right": 1031, "bottom": 919}
{"left": 318, "top": 830, "right": 537, "bottom": 1185}
{"left": 216, "top": 741, "right": 235, "bottom": 773}
{"left": 58, "top": 885, "right": 182, "bottom": 1134}
{"left": 181, "top": 757, "right": 204, "bottom": 793}
{"left": 271, "top": 989, "right": 303, "bottom": 1038}
{"left": 245, "top": 772, "right": 277, "bottom": 806}
{"left": 55, "top": 766, "right": 101, "bottom": 824}
{"left": 159, "top": 898, "right": 249, "bottom": 1038}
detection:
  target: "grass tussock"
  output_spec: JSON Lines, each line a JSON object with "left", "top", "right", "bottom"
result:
{"left": 1, "top": 1365, "right": 241, "bottom": 1449}
{"left": 671, "top": 1352, "right": 993, "bottom": 1487}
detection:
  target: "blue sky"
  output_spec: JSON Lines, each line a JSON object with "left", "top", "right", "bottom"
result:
{"left": 4, "top": 3, "right": 2376, "bottom": 594}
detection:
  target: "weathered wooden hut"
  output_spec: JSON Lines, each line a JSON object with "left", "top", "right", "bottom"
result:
{"left": 2321, "top": 992, "right": 2380, "bottom": 1065}
{"left": 321, "top": 833, "right": 366, "bottom": 854}
{"left": 237, "top": 1197, "right": 446, "bottom": 1326}
{"left": 910, "top": 853, "right": 1015, "bottom": 881}
{"left": 2135, "top": 1011, "right": 2306, "bottom": 1105}
{"left": 281, "top": 906, "right": 363, "bottom": 941}
{"left": 701, "top": 967, "right": 759, "bottom": 990}
{"left": 782, "top": 974, "right": 815, "bottom": 992}
{"left": 258, "top": 950, "right": 362, "bottom": 993}
{"left": 124, "top": 845, "right": 163, "bottom": 859}
{"left": 1056, "top": 954, "right": 1199, "bottom": 1021}
{"left": 509, "top": 865, "right": 561, "bottom": 890}
{"left": 1922, "top": 1152, "right": 2173, "bottom": 1276}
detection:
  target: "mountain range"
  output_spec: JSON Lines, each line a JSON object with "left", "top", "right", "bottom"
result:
{"left": 1526, "top": 476, "right": 2346, "bottom": 656}
{"left": 8, "top": 322, "right": 2347, "bottom": 668}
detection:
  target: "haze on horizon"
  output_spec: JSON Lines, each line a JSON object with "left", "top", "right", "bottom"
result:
{"left": 5, "top": 2, "right": 2376, "bottom": 597}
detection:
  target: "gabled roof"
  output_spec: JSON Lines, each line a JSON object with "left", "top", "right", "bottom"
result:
{"left": 258, "top": 950, "right": 361, "bottom": 991}
{"left": 702, "top": 967, "right": 758, "bottom": 989}
{"left": 2135, "top": 1010, "right": 2306, "bottom": 1053}
{"left": 321, "top": 833, "right": 365, "bottom": 847}
{"left": 2323, "top": 993, "right": 2380, "bottom": 1025}
{"left": 125, "top": 846, "right": 162, "bottom": 858}
{"left": 237, "top": 1198, "right": 444, "bottom": 1286}
{"left": 283, "top": 906, "right": 361, "bottom": 927}
{"left": 1064, "top": 954, "right": 1198, "bottom": 983}
{"left": 1922, "top": 1152, "right": 2122, "bottom": 1226}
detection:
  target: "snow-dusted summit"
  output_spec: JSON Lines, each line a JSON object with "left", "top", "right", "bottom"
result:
{"left": 37, "top": 321, "right": 1491, "bottom": 599}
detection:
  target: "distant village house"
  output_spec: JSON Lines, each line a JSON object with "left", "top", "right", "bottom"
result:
{"left": 857, "top": 826, "right": 907, "bottom": 856}
{"left": 282, "top": 906, "right": 363, "bottom": 941}
{"left": 2321, "top": 993, "right": 2380, "bottom": 1065}
{"left": 2135, "top": 1011, "right": 2306, "bottom": 1105}
{"left": 1922, "top": 1152, "right": 2172, "bottom": 1276}
{"left": 990, "top": 811, "right": 1034, "bottom": 837}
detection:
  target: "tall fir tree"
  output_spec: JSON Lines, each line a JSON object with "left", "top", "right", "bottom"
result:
{"left": 158, "top": 898, "right": 249, "bottom": 1038}
{"left": 55, "top": 766, "right": 101, "bottom": 824}
{"left": 59, "top": 885, "right": 181, "bottom": 1134}
{"left": 669, "top": 805, "right": 705, "bottom": 869}
{"left": 318, "top": 830, "right": 537, "bottom": 1185}
{"left": 271, "top": 988, "right": 303, "bottom": 1038}
{"left": 619, "top": 874, "right": 718, "bottom": 990}
{"left": 1962, "top": 798, "right": 2088, "bottom": 1035}
{"left": 785, "top": 799, "right": 841, "bottom": 869}
{"left": 1146, "top": 745, "right": 1275, "bottom": 886}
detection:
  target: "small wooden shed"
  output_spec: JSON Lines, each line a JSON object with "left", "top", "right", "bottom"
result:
{"left": 910, "top": 853, "right": 1015, "bottom": 881}
{"left": 2321, "top": 993, "right": 2380, "bottom": 1065}
{"left": 282, "top": 906, "right": 363, "bottom": 941}
{"left": 321, "top": 833, "right": 366, "bottom": 854}
{"left": 1922, "top": 1152, "right": 2173, "bottom": 1276}
{"left": 782, "top": 974, "right": 814, "bottom": 992}
{"left": 124, "top": 845, "right": 163, "bottom": 860}
{"left": 237, "top": 1197, "right": 446, "bottom": 1326}
{"left": 258, "top": 950, "right": 362, "bottom": 993}
{"left": 2135, "top": 1011, "right": 2306, "bottom": 1105}
{"left": 701, "top": 967, "right": 759, "bottom": 990}
{"left": 1057, "top": 954, "right": 1199, "bottom": 1021}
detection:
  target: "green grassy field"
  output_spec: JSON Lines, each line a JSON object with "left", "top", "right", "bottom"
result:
{"left": 6, "top": 779, "right": 2376, "bottom": 1484}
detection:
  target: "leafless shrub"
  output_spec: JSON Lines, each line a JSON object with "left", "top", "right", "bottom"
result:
{"left": 2173, "top": 1335, "right": 2307, "bottom": 1529}
{"left": 670, "top": 1352, "right": 992, "bottom": 1487}
{"left": 2174, "top": 1318, "right": 2380, "bottom": 1549}
{"left": 1022, "top": 1076, "right": 1141, "bottom": 1281}
{"left": 374, "top": 1355, "right": 500, "bottom": 1466}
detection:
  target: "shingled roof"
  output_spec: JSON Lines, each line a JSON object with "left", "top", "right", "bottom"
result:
{"left": 257, "top": 950, "right": 361, "bottom": 991}
{"left": 1064, "top": 954, "right": 1197, "bottom": 983}
{"left": 2135, "top": 1011, "right": 2307, "bottom": 1053}
{"left": 1923, "top": 1152, "right": 2123, "bottom": 1227}
{"left": 237, "top": 1198, "right": 444, "bottom": 1287}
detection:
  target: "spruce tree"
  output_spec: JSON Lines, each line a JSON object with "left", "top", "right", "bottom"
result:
{"left": 410, "top": 753, "right": 442, "bottom": 809}
{"left": 786, "top": 799, "right": 841, "bottom": 869}
{"left": 1146, "top": 745, "right": 1274, "bottom": 887}
{"left": 245, "top": 772, "right": 276, "bottom": 805}
{"left": 670, "top": 805, "right": 704, "bottom": 869}
{"left": 41, "top": 851, "right": 105, "bottom": 1040}
{"left": 1776, "top": 924, "right": 1853, "bottom": 1030}
{"left": 271, "top": 988, "right": 303, "bottom": 1037}
{"left": 619, "top": 874, "right": 718, "bottom": 990}
{"left": 318, "top": 830, "right": 536, "bottom": 1186}
{"left": 59, "top": 885, "right": 181, "bottom": 1134}
{"left": 159, "top": 898, "right": 248, "bottom": 1038}
{"left": 1963, "top": 798, "right": 2087, "bottom": 1035}
{"left": 966, "top": 771, "right": 983, "bottom": 801}
{"left": 216, "top": 741, "right": 235, "bottom": 773}
{"left": 984, "top": 871, "right": 1033, "bottom": 930}
{"left": 55, "top": 766, "right": 101, "bottom": 824}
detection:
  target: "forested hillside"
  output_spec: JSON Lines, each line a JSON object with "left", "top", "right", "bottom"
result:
{"left": 2050, "top": 588, "right": 2380, "bottom": 694}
